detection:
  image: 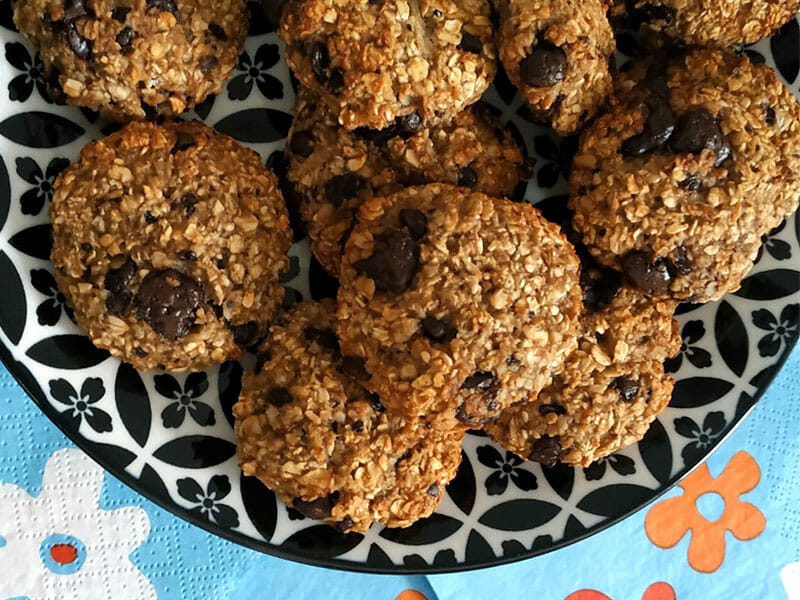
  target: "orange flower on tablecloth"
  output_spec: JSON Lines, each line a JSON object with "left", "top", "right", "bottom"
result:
{"left": 395, "top": 590, "right": 429, "bottom": 600}
{"left": 645, "top": 450, "right": 766, "bottom": 573}
{"left": 564, "top": 582, "right": 676, "bottom": 600}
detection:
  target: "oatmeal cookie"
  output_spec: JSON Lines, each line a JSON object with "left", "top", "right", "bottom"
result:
{"left": 485, "top": 284, "right": 680, "bottom": 467}
{"left": 569, "top": 48, "right": 800, "bottom": 303}
{"left": 495, "top": 0, "right": 615, "bottom": 135}
{"left": 50, "top": 120, "right": 291, "bottom": 371}
{"left": 279, "top": 0, "right": 496, "bottom": 130}
{"left": 233, "top": 300, "right": 463, "bottom": 533}
{"left": 336, "top": 184, "right": 583, "bottom": 430}
{"left": 626, "top": 0, "right": 799, "bottom": 47}
{"left": 14, "top": 0, "right": 248, "bottom": 121}
{"left": 287, "top": 88, "right": 531, "bottom": 274}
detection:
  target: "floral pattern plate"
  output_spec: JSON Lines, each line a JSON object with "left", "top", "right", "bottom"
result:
{"left": 0, "top": 1, "right": 798, "bottom": 574}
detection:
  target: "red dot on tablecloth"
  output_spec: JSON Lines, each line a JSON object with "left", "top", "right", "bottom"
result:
{"left": 50, "top": 543, "right": 78, "bottom": 564}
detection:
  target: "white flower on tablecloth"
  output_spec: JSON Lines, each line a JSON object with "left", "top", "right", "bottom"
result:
{"left": 783, "top": 562, "right": 800, "bottom": 600}
{"left": 0, "top": 448, "right": 155, "bottom": 599}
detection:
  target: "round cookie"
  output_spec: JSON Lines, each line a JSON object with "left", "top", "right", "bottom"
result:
{"left": 279, "top": 0, "right": 496, "bottom": 130}
{"left": 14, "top": 0, "right": 248, "bottom": 121}
{"left": 495, "top": 0, "right": 615, "bottom": 135}
{"left": 50, "top": 120, "right": 291, "bottom": 371}
{"left": 484, "top": 285, "right": 680, "bottom": 467}
{"left": 233, "top": 300, "right": 464, "bottom": 533}
{"left": 626, "top": 0, "right": 799, "bottom": 48}
{"left": 286, "top": 88, "right": 532, "bottom": 275}
{"left": 569, "top": 48, "right": 800, "bottom": 303}
{"left": 336, "top": 184, "right": 583, "bottom": 430}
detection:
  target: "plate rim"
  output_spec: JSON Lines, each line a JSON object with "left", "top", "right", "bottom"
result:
{"left": 0, "top": 331, "right": 788, "bottom": 574}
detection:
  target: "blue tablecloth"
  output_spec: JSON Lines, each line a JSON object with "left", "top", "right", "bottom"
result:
{"left": 1, "top": 347, "right": 798, "bottom": 600}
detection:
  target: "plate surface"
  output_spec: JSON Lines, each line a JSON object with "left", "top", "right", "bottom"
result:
{"left": 0, "top": 1, "right": 798, "bottom": 573}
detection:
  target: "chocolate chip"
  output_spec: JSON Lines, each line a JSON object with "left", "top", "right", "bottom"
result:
{"left": 80, "top": 242, "right": 92, "bottom": 251}
{"left": 328, "top": 68, "right": 345, "bottom": 93}
{"left": 289, "top": 130, "right": 314, "bottom": 157}
{"left": 353, "top": 230, "right": 420, "bottom": 294}
{"left": 132, "top": 346, "right": 148, "bottom": 357}
{"left": 144, "top": 211, "right": 157, "bottom": 224}
{"left": 426, "top": 483, "right": 439, "bottom": 497}
{"left": 399, "top": 208, "right": 427, "bottom": 240}
{"left": 303, "top": 326, "right": 340, "bottom": 352}
{"left": 324, "top": 174, "right": 363, "bottom": 208}
{"left": 65, "top": 24, "right": 92, "bottom": 60}
{"left": 395, "top": 112, "right": 423, "bottom": 136}
{"left": 538, "top": 403, "right": 566, "bottom": 416}
{"left": 457, "top": 165, "right": 478, "bottom": 188}
{"left": 104, "top": 256, "right": 137, "bottom": 315}
{"left": 529, "top": 435, "right": 565, "bottom": 468}
{"left": 458, "top": 32, "right": 482, "bottom": 54}
{"left": 178, "top": 249, "right": 196, "bottom": 261}
{"left": 621, "top": 95, "right": 676, "bottom": 157}
{"left": 519, "top": 41, "right": 567, "bottom": 87}
{"left": 619, "top": 249, "right": 672, "bottom": 296}
{"left": 292, "top": 492, "right": 339, "bottom": 519}
{"left": 310, "top": 43, "right": 330, "bottom": 83}
{"left": 146, "top": 0, "right": 178, "bottom": 15}
{"left": 268, "top": 386, "right": 293, "bottom": 407}
{"left": 116, "top": 26, "right": 134, "bottom": 53}
{"left": 461, "top": 371, "right": 497, "bottom": 392}
{"left": 679, "top": 175, "right": 700, "bottom": 191}
{"left": 336, "top": 517, "right": 354, "bottom": 532}
{"left": 171, "top": 132, "right": 195, "bottom": 154}
{"left": 670, "top": 245, "right": 692, "bottom": 276}
{"left": 765, "top": 105, "right": 776, "bottom": 125}
{"left": 134, "top": 269, "right": 203, "bottom": 339}
{"left": 579, "top": 260, "right": 622, "bottom": 313}
{"left": 610, "top": 376, "right": 640, "bottom": 402}
{"left": 506, "top": 355, "right": 520, "bottom": 366}
{"left": 199, "top": 55, "right": 218, "bottom": 75}
{"left": 369, "top": 393, "right": 385, "bottom": 412}
{"left": 181, "top": 193, "right": 198, "bottom": 215}
{"left": 63, "top": 0, "right": 89, "bottom": 22}
{"left": 669, "top": 108, "right": 731, "bottom": 167}
{"left": 111, "top": 6, "right": 131, "bottom": 21}
{"left": 339, "top": 355, "right": 370, "bottom": 380}
{"left": 351, "top": 419, "right": 364, "bottom": 433}
{"left": 231, "top": 321, "right": 259, "bottom": 347}
{"left": 420, "top": 315, "right": 457, "bottom": 343}
{"left": 208, "top": 22, "right": 227, "bottom": 40}
{"left": 208, "top": 302, "right": 223, "bottom": 319}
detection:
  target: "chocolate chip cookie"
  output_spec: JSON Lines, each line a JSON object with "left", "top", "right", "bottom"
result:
{"left": 484, "top": 285, "right": 680, "bottom": 467}
{"left": 233, "top": 299, "right": 464, "bottom": 533}
{"left": 50, "top": 120, "right": 291, "bottom": 371}
{"left": 279, "top": 0, "right": 496, "bottom": 130}
{"left": 495, "top": 0, "right": 615, "bottom": 135}
{"left": 14, "top": 0, "right": 247, "bottom": 121}
{"left": 286, "top": 88, "right": 532, "bottom": 275}
{"left": 336, "top": 184, "right": 583, "bottom": 430}
{"left": 626, "top": 0, "right": 799, "bottom": 47}
{"left": 569, "top": 48, "right": 800, "bottom": 303}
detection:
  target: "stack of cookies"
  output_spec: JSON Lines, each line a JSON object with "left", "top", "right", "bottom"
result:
{"left": 16, "top": 0, "right": 800, "bottom": 533}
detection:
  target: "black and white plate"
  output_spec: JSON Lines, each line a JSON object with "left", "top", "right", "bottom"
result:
{"left": 0, "top": 1, "right": 798, "bottom": 573}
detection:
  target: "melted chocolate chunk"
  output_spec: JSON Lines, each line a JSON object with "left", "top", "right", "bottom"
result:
{"left": 669, "top": 107, "right": 731, "bottom": 166}
{"left": 134, "top": 269, "right": 203, "bottom": 339}
{"left": 328, "top": 68, "right": 345, "bottom": 93}
{"left": 619, "top": 249, "right": 672, "bottom": 296}
{"left": 289, "top": 129, "right": 314, "bottom": 157}
{"left": 310, "top": 43, "right": 331, "bottom": 83}
{"left": 679, "top": 175, "right": 701, "bottom": 191}
{"left": 198, "top": 55, "right": 218, "bottom": 76}
{"left": 538, "top": 403, "right": 566, "bottom": 416}
{"left": 529, "top": 435, "right": 565, "bottom": 468}
{"left": 325, "top": 174, "right": 363, "bottom": 208}
{"left": 610, "top": 376, "right": 640, "bottom": 402}
{"left": 132, "top": 346, "right": 148, "bottom": 357}
{"left": 178, "top": 249, "right": 196, "bottom": 261}
{"left": 519, "top": 41, "right": 567, "bottom": 87}
{"left": 351, "top": 419, "right": 364, "bottom": 433}
{"left": 764, "top": 105, "right": 776, "bottom": 125}
{"left": 426, "top": 483, "right": 439, "bottom": 497}
{"left": 268, "top": 386, "right": 293, "bottom": 406}
{"left": 80, "top": 242, "right": 92, "bottom": 251}
{"left": 457, "top": 32, "right": 482, "bottom": 54}
{"left": 461, "top": 371, "right": 498, "bottom": 393}
{"left": 208, "top": 22, "right": 227, "bottom": 40}
{"left": 66, "top": 24, "right": 92, "bottom": 60}
{"left": 115, "top": 26, "right": 134, "bottom": 53}
{"left": 339, "top": 355, "right": 370, "bottom": 381}
{"left": 457, "top": 165, "right": 478, "bottom": 188}
{"left": 399, "top": 208, "right": 427, "bottom": 239}
{"left": 670, "top": 245, "right": 692, "bottom": 276}
{"left": 146, "top": 0, "right": 178, "bottom": 15}
{"left": 181, "top": 193, "right": 198, "bottom": 215}
{"left": 420, "top": 315, "right": 457, "bottom": 343}
{"left": 292, "top": 492, "right": 339, "bottom": 519}
{"left": 621, "top": 94, "right": 675, "bottom": 157}
{"left": 369, "top": 393, "right": 385, "bottom": 412}
{"left": 353, "top": 230, "right": 420, "bottom": 294}
{"left": 231, "top": 321, "right": 259, "bottom": 347}
{"left": 144, "top": 211, "right": 157, "bottom": 224}
{"left": 104, "top": 256, "right": 137, "bottom": 315}
{"left": 395, "top": 112, "right": 422, "bottom": 136}
{"left": 111, "top": 5, "right": 131, "bottom": 21}
{"left": 579, "top": 260, "right": 622, "bottom": 313}
{"left": 303, "top": 326, "right": 340, "bottom": 352}
{"left": 171, "top": 132, "right": 195, "bottom": 154}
